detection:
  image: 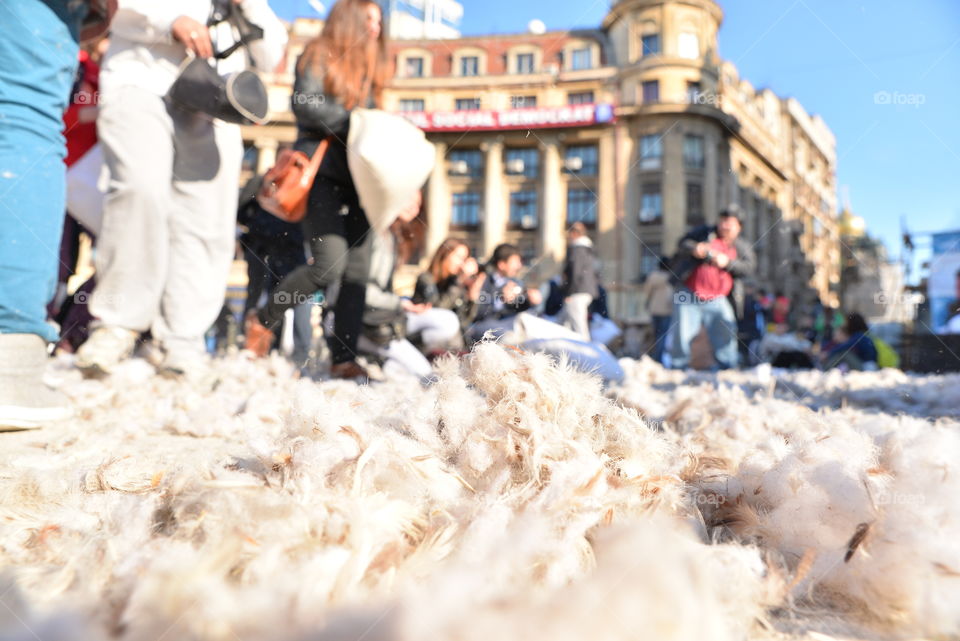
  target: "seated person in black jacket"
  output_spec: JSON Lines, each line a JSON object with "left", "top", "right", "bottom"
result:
{"left": 412, "top": 238, "right": 485, "bottom": 344}
{"left": 466, "top": 243, "right": 543, "bottom": 343}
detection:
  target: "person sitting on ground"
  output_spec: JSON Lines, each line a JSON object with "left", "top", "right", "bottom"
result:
{"left": 412, "top": 238, "right": 485, "bottom": 346}
{"left": 559, "top": 222, "right": 599, "bottom": 341}
{"left": 758, "top": 323, "right": 814, "bottom": 369}
{"left": 358, "top": 220, "right": 456, "bottom": 380}
{"left": 468, "top": 243, "right": 543, "bottom": 343}
{"left": 823, "top": 312, "right": 878, "bottom": 371}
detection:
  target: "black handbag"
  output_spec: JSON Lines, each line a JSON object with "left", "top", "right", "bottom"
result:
{"left": 167, "top": 1, "right": 269, "bottom": 125}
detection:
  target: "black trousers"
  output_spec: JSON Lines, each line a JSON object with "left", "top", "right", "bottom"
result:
{"left": 258, "top": 177, "right": 372, "bottom": 365}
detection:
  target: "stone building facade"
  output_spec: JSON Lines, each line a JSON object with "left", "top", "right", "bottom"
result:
{"left": 240, "top": 0, "right": 841, "bottom": 315}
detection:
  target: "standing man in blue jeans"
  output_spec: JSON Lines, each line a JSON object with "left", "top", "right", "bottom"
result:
{"left": 0, "top": 1, "right": 114, "bottom": 428}
{"left": 668, "top": 208, "right": 756, "bottom": 370}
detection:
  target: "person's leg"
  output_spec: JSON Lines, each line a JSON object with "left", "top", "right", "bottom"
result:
{"left": 89, "top": 87, "right": 175, "bottom": 333}
{"left": 561, "top": 293, "right": 593, "bottom": 341}
{"left": 0, "top": 0, "right": 86, "bottom": 427}
{"left": 667, "top": 296, "right": 702, "bottom": 369}
{"left": 243, "top": 243, "right": 269, "bottom": 316}
{"left": 651, "top": 314, "right": 672, "bottom": 364}
{"left": 154, "top": 117, "right": 242, "bottom": 372}
{"left": 328, "top": 225, "right": 372, "bottom": 365}
{"left": 705, "top": 297, "right": 740, "bottom": 369}
{"left": 406, "top": 308, "right": 462, "bottom": 350}
{"left": 257, "top": 180, "right": 355, "bottom": 330}
{"left": 0, "top": 0, "right": 83, "bottom": 340}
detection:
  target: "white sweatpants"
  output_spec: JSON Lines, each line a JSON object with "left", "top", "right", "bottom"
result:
{"left": 406, "top": 307, "right": 462, "bottom": 350}
{"left": 91, "top": 86, "right": 242, "bottom": 354}
{"left": 561, "top": 293, "right": 593, "bottom": 341}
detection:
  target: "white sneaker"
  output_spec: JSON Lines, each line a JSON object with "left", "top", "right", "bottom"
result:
{"left": 157, "top": 347, "right": 212, "bottom": 383}
{"left": 0, "top": 334, "right": 72, "bottom": 431}
{"left": 75, "top": 326, "right": 138, "bottom": 378}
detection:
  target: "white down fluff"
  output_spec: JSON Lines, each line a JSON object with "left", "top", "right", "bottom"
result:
{"left": 0, "top": 345, "right": 957, "bottom": 641}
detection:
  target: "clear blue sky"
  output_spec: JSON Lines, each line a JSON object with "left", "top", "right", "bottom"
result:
{"left": 269, "top": 0, "right": 960, "bottom": 282}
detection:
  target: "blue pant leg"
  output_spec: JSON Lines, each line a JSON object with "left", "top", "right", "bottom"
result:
{"left": 651, "top": 314, "right": 672, "bottom": 364}
{"left": 668, "top": 292, "right": 702, "bottom": 369}
{"left": 0, "top": 0, "right": 84, "bottom": 339}
{"left": 706, "top": 297, "right": 740, "bottom": 369}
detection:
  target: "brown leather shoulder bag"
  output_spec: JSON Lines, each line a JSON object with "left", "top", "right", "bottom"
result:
{"left": 256, "top": 137, "right": 330, "bottom": 223}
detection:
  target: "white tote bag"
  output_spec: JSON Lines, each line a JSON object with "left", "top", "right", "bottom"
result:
{"left": 347, "top": 108, "right": 435, "bottom": 234}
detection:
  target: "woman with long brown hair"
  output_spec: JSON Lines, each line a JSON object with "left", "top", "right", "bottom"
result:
{"left": 413, "top": 238, "right": 486, "bottom": 333}
{"left": 246, "top": 0, "right": 412, "bottom": 379}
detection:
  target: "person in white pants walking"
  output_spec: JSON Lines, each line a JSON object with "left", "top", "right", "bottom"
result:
{"left": 559, "top": 222, "right": 599, "bottom": 341}
{"left": 75, "top": 0, "right": 286, "bottom": 378}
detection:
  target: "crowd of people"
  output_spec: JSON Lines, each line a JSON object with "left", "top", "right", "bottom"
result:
{"left": 0, "top": 0, "right": 903, "bottom": 431}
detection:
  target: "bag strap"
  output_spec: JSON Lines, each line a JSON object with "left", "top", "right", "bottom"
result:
{"left": 208, "top": 0, "right": 265, "bottom": 61}
{"left": 302, "top": 137, "right": 332, "bottom": 184}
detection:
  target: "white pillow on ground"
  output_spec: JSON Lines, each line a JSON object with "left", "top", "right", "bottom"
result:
{"left": 522, "top": 337, "right": 625, "bottom": 384}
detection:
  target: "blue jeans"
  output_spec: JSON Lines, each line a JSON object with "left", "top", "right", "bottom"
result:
{"left": 650, "top": 314, "right": 672, "bottom": 364}
{"left": 669, "top": 290, "right": 739, "bottom": 369}
{"left": 0, "top": 1, "right": 85, "bottom": 340}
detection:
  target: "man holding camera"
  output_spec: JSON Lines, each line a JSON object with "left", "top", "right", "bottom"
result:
{"left": 668, "top": 207, "right": 756, "bottom": 370}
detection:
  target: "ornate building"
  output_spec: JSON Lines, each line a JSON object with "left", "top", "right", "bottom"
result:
{"left": 241, "top": 0, "right": 841, "bottom": 314}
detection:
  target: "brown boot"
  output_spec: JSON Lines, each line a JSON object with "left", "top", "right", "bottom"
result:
{"left": 329, "top": 360, "right": 368, "bottom": 381}
{"left": 244, "top": 311, "right": 274, "bottom": 358}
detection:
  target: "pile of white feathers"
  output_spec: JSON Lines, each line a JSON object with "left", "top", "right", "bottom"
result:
{"left": 1, "top": 343, "right": 958, "bottom": 641}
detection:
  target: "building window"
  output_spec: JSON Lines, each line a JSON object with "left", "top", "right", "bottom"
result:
{"left": 510, "top": 95, "right": 537, "bottom": 109}
{"left": 509, "top": 190, "right": 539, "bottom": 229}
{"left": 567, "top": 188, "right": 597, "bottom": 225}
{"left": 505, "top": 148, "right": 540, "bottom": 177}
{"left": 642, "top": 80, "right": 659, "bottom": 104}
{"left": 640, "top": 243, "right": 662, "bottom": 276}
{"left": 687, "top": 81, "right": 702, "bottom": 104}
{"left": 460, "top": 55, "right": 479, "bottom": 76}
{"left": 447, "top": 149, "right": 483, "bottom": 177}
{"left": 404, "top": 56, "right": 424, "bottom": 78}
{"left": 641, "top": 34, "right": 660, "bottom": 57}
{"left": 571, "top": 47, "right": 592, "bottom": 70}
{"left": 563, "top": 144, "right": 598, "bottom": 176}
{"left": 639, "top": 134, "right": 662, "bottom": 170}
{"left": 678, "top": 32, "right": 699, "bottom": 59}
{"left": 683, "top": 134, "right": 705, "bottom": 169}
{"left": 455, "top": 97, "right": 482, "bottom": 111}
{"left": 399, "top": 98, "right": 425, "bottom": 112}
{"left": 567, "top": 90, "right": 595, "bottom": 105}
{"left": 516, "top": 52, "right": 535, "bottom": 74}
{"left": 686, "top": 182, "right": 704, "bottom": 227}
{"left": 452, "top": 192, "right": 481, "bottom": 228}
{"left": 639, "top": 183, "right": 662, "bottom": 224}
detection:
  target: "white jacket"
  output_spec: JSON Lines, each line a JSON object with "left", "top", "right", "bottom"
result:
{"left": 101, "top": 0, "right": 288, "bottom": 98}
